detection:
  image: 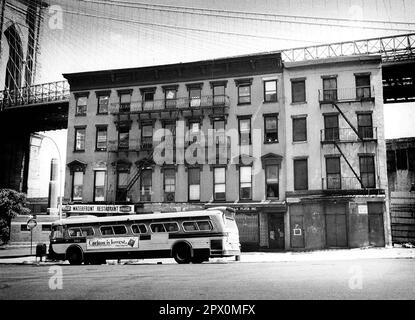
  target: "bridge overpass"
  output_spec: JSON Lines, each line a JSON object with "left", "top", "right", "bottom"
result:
{"left": 0, "top": 32, "right": 414, "bottom": 192}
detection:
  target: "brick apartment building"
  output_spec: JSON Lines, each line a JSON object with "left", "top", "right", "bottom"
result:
{"left": 62, "top": 52, "right": 391, "bottom": 250}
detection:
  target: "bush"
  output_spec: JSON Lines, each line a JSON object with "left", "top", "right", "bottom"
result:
{"left": 0, "top": 189, "right": 31, "bottom": 244}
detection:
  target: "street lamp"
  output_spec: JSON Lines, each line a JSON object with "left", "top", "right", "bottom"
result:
{"left": 36, "top": 134, "right": 63, "bottom": 221}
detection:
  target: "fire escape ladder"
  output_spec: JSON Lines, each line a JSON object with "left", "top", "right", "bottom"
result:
{"left": 332, "top": 103, "right": 364, "bottom": 141}
{"left": 332, "top": 141, "right": 364, "bottom": 189}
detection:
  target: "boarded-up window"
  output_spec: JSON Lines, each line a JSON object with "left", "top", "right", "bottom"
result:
{"left": 291, "top": 80, "right": 305, "bottom": 103}
{"left": 408, "top": 148, "right": 415, "bottom": 171}
{"left": 396, "top": 149, "right": 408, "bottom": 170}
{"left": 293, "top": 117, "right": 307, "bottom": 142}
{"left": 294, "top": 159, "right": 308, "bottom": 190}
{"left": 387, "top": 150, "right": 396, "bottom": 172}
{"left": 235, "top": 213, "right": 259, "bottom": 244}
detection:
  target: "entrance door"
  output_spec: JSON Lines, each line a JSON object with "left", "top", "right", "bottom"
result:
{"left": 368, "top": 202, "right": 385, "bottom": 247}
{"left": 268, "top": 214, "right": 285, "bottom": 250}
{"left": 326, "top": 214, "right": 347, "bottom": 248}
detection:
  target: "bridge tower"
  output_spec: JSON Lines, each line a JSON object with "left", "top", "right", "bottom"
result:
{"left": 0, "top": 0, "right": 48, "bottom": 192}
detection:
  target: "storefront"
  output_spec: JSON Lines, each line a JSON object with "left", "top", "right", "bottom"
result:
{"left": 286, "top": 196, "right": 387, "bottom": 250}
{"left": 205, "top": 202, "right": 287, "bottom": 251}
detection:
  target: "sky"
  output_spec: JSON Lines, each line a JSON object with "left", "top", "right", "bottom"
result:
{"left": 27, "top": 0, "right": 415, "bottom": 197}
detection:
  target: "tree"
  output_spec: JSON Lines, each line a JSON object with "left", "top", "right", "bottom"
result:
{"left": 0, "top": 189, "right": 31, "bottom": 244}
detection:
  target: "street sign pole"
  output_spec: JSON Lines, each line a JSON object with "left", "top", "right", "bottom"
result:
{"left": 30, "top": 229, "right": 33, "bottom": 255}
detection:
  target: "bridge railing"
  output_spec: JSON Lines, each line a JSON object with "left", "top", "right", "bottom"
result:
{"left": 0, "top": 80, "right": 70, "bottom": 110}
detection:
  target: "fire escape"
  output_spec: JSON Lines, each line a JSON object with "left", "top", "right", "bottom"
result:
{"left": 108, "top": 93, "right": 230, "bottom": 203}
{"left": 319, "top": 82, "right": 380, "bottom": 192}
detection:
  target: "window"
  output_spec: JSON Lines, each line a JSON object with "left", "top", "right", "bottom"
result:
{"left": 142, "top": 90, "right": 155, "bottom": 110}
{"left": 113, "top": 225, "right": 127, "bottom": 235}
{"left": 239, "top": 118, "right": 251, "bottom": 145}
{"left": 213, "top": 119, "right": 226, "bottom": 144}
{"left": 240, "top": 166, "right": 252, "bottom": 200}
{"left": 326, "top": 157, "right": 341, "bottom": 189}
{"left": 408, "top": 148, "right": 415, "bottom": 172}
{"left": 20, "top": 224, "right": 28, "bottom": 231}
{"left": 94, "top": 171, "right": 106, "bottom": 202}
{"left": 189, "top": 88, "right": 201, "bottom": 107}
{"left": 97, "top": 95, "right": 109, "bottom": 114}
{"left": 188, "top": 121, "right": 200, "bottom": 145}
{"left": 140, "top": 169, "right": 152, "bottom": 202}
{"left": 69, "top": 227, "right": 94, "bottom": 237}
{"left": 183, "top": 221, "right": 213, "bottom": 232}
{"left": 291, "top": 79, "right": 306, "bottom": 103}
{"left": 163, "top": 122, "right": 176, "bottom": 150}
{"left": 396, "top": 149, "right": 408, "bottom": 170}
{"left": 213, "top": 84, "right": 225, "bottom": 105}
{"left": 72, "top": 171, "right": 83, "bottom": 201}
{"left": 131, "top": 224, "right": 147, "bottom": 234}
{"left": 264, "top": 80, "right": 277, "bottom": 102}
{"left": 100, "top": 225, "right": 127, "bottom": 235}
{"left": 214, "top": 167, "right": 226, "bottom": 201}
{"left": 359, "top": 155, "right": 375, "bottom": 188}
{"left": 118, "top": 129, "right": 129, "bottom": 150}
{"left": 266, "top": 165, "right": 279, "bottom": 198}
{"left": 165, "top": 88, "right": 177, "bottom": 109}
{"left": 323, "top": 77, "right": 337, "bottom": 101}
{"left": 96, "top": 126, "right": 107, "bottom": 151}
{"left": 75, "top": 96, "right": 87, "bottom": 115}
{"left": 324, "top": 115, "right": 339, "bottom": 141}
{"left": 141, "top": 124, "right": 153, "bottom": 149}
{"left": 356, "top": 75, "right": 371, "bottom": 99}
{"left": 264, "top": 115, "right": 278, "bottom": 143}
{"left": 357, "top": 113, "right": 373, "bottom": 139}
{"left": 238, "top": 85, "right": 251, "bottom": 105}
{"left": 150, "top": 223, "right": 166, "bottom": 233}
{"left": 116, "top": 172, "right": 128, "bottom": 201}
{"left": 292, "top": 117, "right": 307, "bottom": 142}
{"left": 188, "top": 167, "right": 200, "bottom": 201}
{"left": 294, "top": 159, "right": 308, "bottom": 191}
{"left": 164, "top": 169, "right": 175, "bottom": 200}
{"left": 74, "top": 127, "right": 86, "bottom": 151}
{"left": 387, "top": 150, "right": 396, "bottom": 172}
{"left": 119, "top": 92, "right": 131, "bottom": 112}
{"left": 42, "top": 225, "right": 51, "bottom": 232}
{"left": 164, "top": 222, "right": 179, "bottom": 232}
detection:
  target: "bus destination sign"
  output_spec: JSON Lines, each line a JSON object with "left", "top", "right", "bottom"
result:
{"left": 62, "top": 204, "right": 134, "bottom": 214}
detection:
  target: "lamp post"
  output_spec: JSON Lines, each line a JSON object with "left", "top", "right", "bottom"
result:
{"left": 38, "top": 134, "right": 63, "bottom": 221}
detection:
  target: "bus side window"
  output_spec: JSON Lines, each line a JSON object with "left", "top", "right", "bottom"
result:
{"left": 100, "top": 226, "right": 114, "bottom": 235}
{"left": 113, "top": 225, "right": 127, "bottom": 235}
{"left": 151, "top": 223, "right": 166, "bottom": 233}
{"left": 197, "top": 221, "right": 213, "bottom": 231}
{"left": 68, "top": 228, "right": 80, "bottom": 237}
{"left": 183, "top": 222, "right": 198, "bottom": 232}
{"left": 81, "top": 227, "right": 94, "bottom": 236}
{"left": 164, "top": 222, "right": 179, "bottom": 232}
{"left": 132, "top": 224, "right": 147, "bottom": 234}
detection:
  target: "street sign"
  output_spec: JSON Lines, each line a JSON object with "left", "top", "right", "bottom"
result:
{"left": 27, "top": 218, "right": 37, "bottom": 230}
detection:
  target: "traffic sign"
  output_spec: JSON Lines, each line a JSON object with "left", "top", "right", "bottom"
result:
{"left": 27, "top": 218, "right": 37, "bottom": 230}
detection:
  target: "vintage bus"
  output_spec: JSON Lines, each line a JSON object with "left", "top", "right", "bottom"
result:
{"left": 48, "top": 207, "right": 240, "bottom": 265}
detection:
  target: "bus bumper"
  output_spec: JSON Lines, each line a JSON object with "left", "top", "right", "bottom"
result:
{"left": 210, "top": 249, "right": 241, "bottom": 257}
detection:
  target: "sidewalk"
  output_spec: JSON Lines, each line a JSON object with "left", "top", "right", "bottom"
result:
{"left": 0, "top": 245, "right": 414, "bottom": 265}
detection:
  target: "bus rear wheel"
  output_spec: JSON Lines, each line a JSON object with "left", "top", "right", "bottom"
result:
{"left": 67, "top": 247, "right": 83, "bottom": 265}
{"left": 173, "top": 243, "right": 192, "bottom": 264}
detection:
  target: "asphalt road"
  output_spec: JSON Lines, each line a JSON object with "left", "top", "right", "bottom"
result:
{"left": 0, "top": 259, "right": 414, "bottom": 300}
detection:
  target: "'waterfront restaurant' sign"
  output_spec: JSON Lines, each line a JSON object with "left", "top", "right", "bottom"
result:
{"left": 62, "top": 204, "right": 134, "bottom": 214}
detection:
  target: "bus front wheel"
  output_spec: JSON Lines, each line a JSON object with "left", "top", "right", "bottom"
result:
{"left": 67, "top": 247, "right": 83, "bottom": 265}
{"left": 172, "top": 243, "right": 192, "bottom": 264}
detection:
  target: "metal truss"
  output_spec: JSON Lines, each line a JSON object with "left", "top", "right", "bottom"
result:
{"left": 281, "top": 33, "right": 415, "bottom": 63}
